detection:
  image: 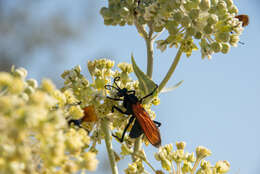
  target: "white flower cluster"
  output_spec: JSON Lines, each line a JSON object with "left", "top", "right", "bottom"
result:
{"left": 0, "top": 67, "right": 98, "bottom": 174}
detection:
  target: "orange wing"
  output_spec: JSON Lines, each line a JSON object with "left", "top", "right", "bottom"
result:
{"left": 235, "top": 14, "right": 249, "bottom": 27}
{"left": 81, "top": 105, "right": 97, "bottom": 122}
{"left": 132, "top": 102, "right": 161, "bottom": 148}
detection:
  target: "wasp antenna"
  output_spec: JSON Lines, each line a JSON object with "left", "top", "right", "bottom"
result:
{"left": 104, "top": 85, "right": 119, "bottom": 91}
{"left": 113, "top": 76, "right": 121, "bottom": 89}
{"left": 239, "top": 41, "right": 245, "bottom": 45}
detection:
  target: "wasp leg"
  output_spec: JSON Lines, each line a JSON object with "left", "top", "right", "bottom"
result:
{"left": 129, "top": 119, "right": 143, "bottom": 138}
{"left": 112, "top": 116, "right": 135, "bottom": 142}
{"left": 153, "top": 120, "right": 161, "bottom": 127}
{"left": 127, "top": 90, "right": 136, "bottom": 95}
{"left": 112, "top": 105, "right": 131, "bottom": 115}
{"left": 107, "top": 96, "right": 123, "bottom": 101}
{"left": 68, "top": 119, "right": 83, "bottom": 128}
{"left": 140, "top": 85, "right": 158, "bottom": 103}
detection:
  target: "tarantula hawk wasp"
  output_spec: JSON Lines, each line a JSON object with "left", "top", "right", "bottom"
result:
{"left": 105, "top": 77, "right": 161, "bottom": 147}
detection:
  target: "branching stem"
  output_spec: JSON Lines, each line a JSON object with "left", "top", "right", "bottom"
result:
{"left": 132, "top": 135, "right": 143, "bottom": 162}
{"left": 101, "top": 118, "right": 118, "bottom": 174}
{"left": 158, "top": 45, "right": 183, "bottom": 93}
{"left": 145, "top": 36, "right": 154, "bottom": 78}
{"left": 177, "top": 162, "right": 181, "bottom": 174}
{"left": 191, "top": 158, "right": 201, "bottom": 174}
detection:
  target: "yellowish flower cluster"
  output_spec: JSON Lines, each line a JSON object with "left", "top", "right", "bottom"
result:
{"left": 101, "top": 0, "right": 244, "bottom": 59}
{"left": 0, "top": 62, "right": 232, "bottom": 174}
{"left": 0, "top": 67, "right": 98, "bottom": 174}
{"left": 154, "top": 142, "right": 230, "bottom": 174}
{"left": 61, "top": 59, "right": 160, "bottom": 149}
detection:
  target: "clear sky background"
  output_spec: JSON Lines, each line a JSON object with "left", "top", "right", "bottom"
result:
{"left": 1, "top": 1, "right": 259, "bottom": 173}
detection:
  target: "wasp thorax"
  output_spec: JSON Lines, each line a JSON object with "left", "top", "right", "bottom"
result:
{"left": 117, "top": 88, "right": 128, "bottom": 97}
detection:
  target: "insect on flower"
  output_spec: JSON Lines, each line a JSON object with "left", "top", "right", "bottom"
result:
{"left": 235, "top": 14, "right": 249, "bottom": 27}
{"left": 105, "top": 77, "right": 161, "bottom": 148}
{"left": 68, "top": 105, "right": 97, "bottom": 128}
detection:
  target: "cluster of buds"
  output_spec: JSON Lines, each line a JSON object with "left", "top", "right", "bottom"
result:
{"left": 61, "top": 58, "right": 160, "bottom": 149}
{"left": 0, "top": 67, "right": 98, "bottom": 174}
{"left": 154, "top": 0, "right": 243, "bottom": 58}
{"left": 154, "top": 142, "right": 230, "bottom": 174}
{"left": 101, "top": 0, "right": 244, "bottom": 59}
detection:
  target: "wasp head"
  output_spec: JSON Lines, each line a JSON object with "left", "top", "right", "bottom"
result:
{"left": 105, "top": 77, "right": 128, "bottom": 97}
{"left": 116, "top": 88, "right": 128, "bottom": 97}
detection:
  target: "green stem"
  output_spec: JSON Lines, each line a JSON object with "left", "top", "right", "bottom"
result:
{"left": 131, "top": 152, "right": 157, "bottom": 173}
{"left": 132, "top": 135, "right": 142, "bottom": 162}
{"left": 158, "top": 45, "right": 183, "bottom": 93}
{"left": 101, "top": 118, "right": 118, "bottom": 174}
{"left": 146, "top": 23, "right": 154, "bottom": 78}
{"left": 134, "top": 17, "right": 154, "bottom": 78}
{"left": 134, "top": 17, "right": 147, "bottom": 39}
{"left": 145, "top": 37, "right": 154, "bottom": 78}
{"left": 132, "top": 17, "right": 153, "bottom": 161}
{"left": 177, "top": 162, "right": 181, "bottom": 174}
{"left": 191, "top": 158, "right": 201, "bottom": 174}
{"left": 171, "top": 162, "right": 176, "bottom": 174}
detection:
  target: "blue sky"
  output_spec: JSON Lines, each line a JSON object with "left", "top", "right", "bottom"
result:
{"left": 15, "top": 1, "right": 260, "bottom": 173}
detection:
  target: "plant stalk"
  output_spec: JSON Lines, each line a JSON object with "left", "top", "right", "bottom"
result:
{"left": 158, "top": 45, "right": 183, "bottom": 93}
{"left": 101, "top": 118, "right": 118, "bottom": 174}
{"left": 190, "top": 158, "right": 201, "bottom": 174}
{"left": 132, "top": 135, "right": 142, "bottom": 162}
{"left": 171, "top": 162, "right": 176, "bottom": 174}
{"left": 145, "top": 37, "right": 154, "bottom": 78}
{"left": 177, "top": 162, "right": 181, "bottom": 174}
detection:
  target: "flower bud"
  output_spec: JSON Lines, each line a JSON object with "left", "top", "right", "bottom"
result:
{"left": 117, "top": 63, "right": 133, "bottom": 74}
{"left": 105, "top": 60, "right": 115, "bottom": 69}
{"left": 221, "top": 43, "right": 230, "bottom": 54}
{"left": 211, "top": 0, "right": 219, "bottom": 6}
{"left": 69, "top": 105, "right": 84, "bottom": 119}
{"left": 196, "top": 146, "right": 211, "bottom": 159}
{"left": 156, "top": 170, "right": 165, "bottom": 174}
{"left": 224, "top": 0, "right": 233, "bottom": 7}
{"left": 186, "top": 27, "right": 196, "bottom": 36}
{"left": 216, "top": 1, "right": 227, "bottom": 11}
{"left": 120, "top": 7, "right": 129, "bottom": 17}
{"left": 207, "top": 14, "right": 218, "bottom": 25}
{"left": 161, "top": 159, "right": 172, "bottom": 171}
{"left": 13, "top": 68, "right": 27, "bottom": 79}
{"left": 195, "top": 32, "right": 202, "bottom": 39}
{"left": 181, "top": 16, "right": 191, "bottom": 28}
{"left": 164, "top": 144, "right": 173, "bottom": 153}
{"left": 125, "top": 162, "right": 137, "bottom": 174}
{"left": 187, "top": 152, "right": 196, "bottom": 162}
{"left": 82, "top": 152, "right": 99, "bottom": 171}
{"left": 229, "top": 34, "right": 239, "bottom": 46}
{"left": 154, "top": 153, "right": 161, "bottom": 161}
{"left": 203, "top": 24, "right": 213, "bottom": 34}
{"left": 152, "top": 97, "right": 160, "bottom": 105}
{"left": 182, "top": 160, "right": 192, "bottom": 173}
{"left": 100, "top": 7, "right": 111, "bottom": 19}
{"left": 211, "top": 42, "right": 222, "bottom": 53}
{"left": 176, "top": 141, "right": 186, "bottom": 150}
{"left": 216, "top": 32, "right": 230, "bottom": 42}
{"left": 228, "top": 5, "right": 238, "bottom": 14}
{"left": 104, "top": 19, "right": 114, "bottom": 25}
{"left": 200, "top": 0, "right": 211, "bottom": 11}
{"left": 24, "top": 86, "right": 35, "bottom": 95}
{"left": 215, "top": 160, "right": 230, "bottom": 173}
{"left": 41, "top": 79, "right": 56, "bottom": 94}
{"left": 173, "top": 11, "right": 183, "bottom": 23}
{"left": 201, "top": 159, "right": 211, "bottom": 169}
{"left": 121, "top": 144, "right": 133, "bottom": 156}
{"left": 26, "top": 79, "right": 38, "bottom": 88}
{"left": 189, "top": 9, "right": 200, "bottom": 20}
